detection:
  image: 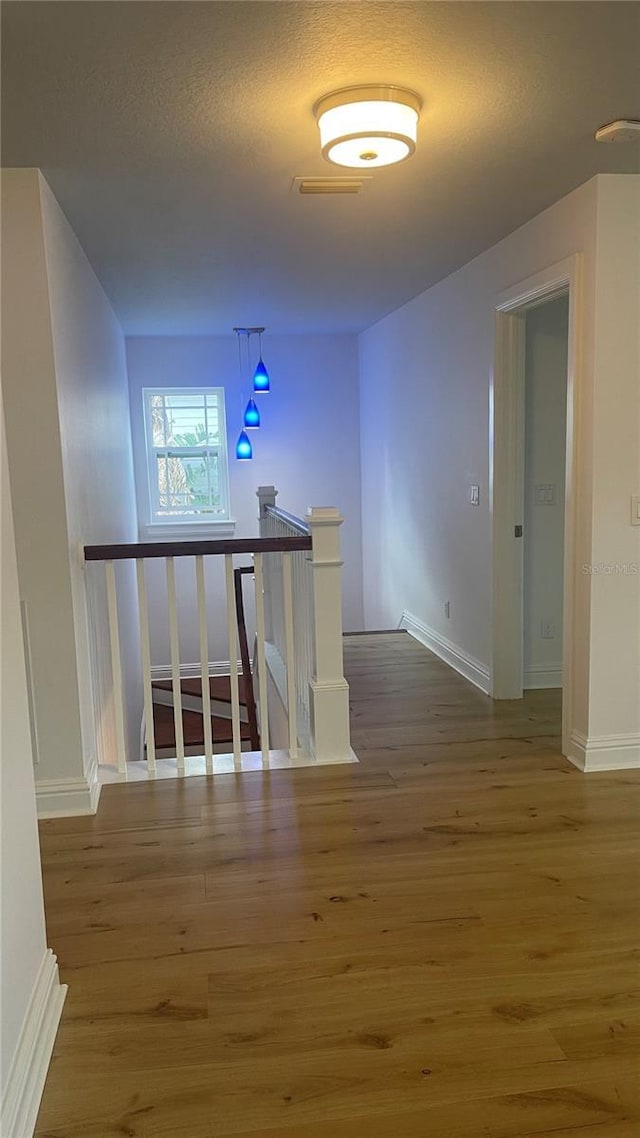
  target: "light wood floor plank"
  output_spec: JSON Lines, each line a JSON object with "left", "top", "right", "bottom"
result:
{"left": 35, "top": 633, "right": 640, "bottom": 1136}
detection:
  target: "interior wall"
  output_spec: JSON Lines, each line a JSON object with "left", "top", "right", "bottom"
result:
{"left": 126, "top": 334, "right": 364, "bottom": 665}
{"left": 0, "top": 400, "right": 59, "bottom": 1120}
{"left": 38, "top": 176, "right": 141, "bottom": 763}
{"left": 588, "top": 175, "right": 640, "bottom": 745}
{"left": 2, "top": 167, "right": 140, "bottom": 789}
{"left": 359, "top": 173, "right": 639, "bottom": 764}
{"left": 1, "top": 168, "right": 87, "bottom": 790}
{"left": 523, "top": 295, "right": 569, "bottom": 688}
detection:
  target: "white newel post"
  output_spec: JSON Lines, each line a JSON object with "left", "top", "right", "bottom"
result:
{"left": 307, "top": 507, "right": 351, "bottom": 763}
{"left": 257, "top": 485, "right": 278, "bottom": 536}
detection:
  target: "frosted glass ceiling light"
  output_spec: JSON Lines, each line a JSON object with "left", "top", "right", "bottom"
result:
{"left": 315, "top": 85, "right": 421, "bottom": 169}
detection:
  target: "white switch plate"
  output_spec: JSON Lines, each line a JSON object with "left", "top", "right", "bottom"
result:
{"left": 632, "top": 495, "right": 640, "bottom": 525}
{"left": 469, "top": 484, "right": 480, "bottom": 506}
{"left": 535, "top": 484, "right": 556, "bottom": 506}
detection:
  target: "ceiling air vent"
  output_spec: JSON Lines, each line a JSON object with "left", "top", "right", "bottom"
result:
{"left": 292, "top": 176, "right": 371, "bottom": 195}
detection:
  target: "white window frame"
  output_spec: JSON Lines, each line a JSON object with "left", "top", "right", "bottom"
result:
{"left": 140, "top": 387, "right": 235, "bottom": 539}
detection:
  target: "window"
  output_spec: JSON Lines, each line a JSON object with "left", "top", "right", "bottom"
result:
{"left": 141, "top": 388, "right": 232, "bottom": 531}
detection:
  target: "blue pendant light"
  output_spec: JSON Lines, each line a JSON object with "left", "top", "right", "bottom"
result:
{"left": 253, "top": 330, "right": 270, "bottom": 393}
{"left": 253, "top": 358, "right": 270, "bottom": 393}
{"left": 236, "top": 430, "right": 253, "bottom": 460}
{"left": 243, "top": 397, "right": 260, "bottom": 429}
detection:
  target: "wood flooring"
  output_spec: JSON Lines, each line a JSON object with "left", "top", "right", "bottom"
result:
{"left": 35, "top": 633, "right": 640, "bottom": 1137}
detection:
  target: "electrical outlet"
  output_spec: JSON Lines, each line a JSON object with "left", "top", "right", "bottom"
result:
{"left": 541, "top": 620, "right": 555, "bottom": 639}
{"left": 444, "top": 601, "right": 451, "bottom": 619}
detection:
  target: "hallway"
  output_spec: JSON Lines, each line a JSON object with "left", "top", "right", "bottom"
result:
{"left": 35, "top": 633, "right": 640, "bottom": 1136}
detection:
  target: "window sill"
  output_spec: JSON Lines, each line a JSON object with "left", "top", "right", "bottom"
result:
{"left": 139, "top": 519, "right": 237, "bottom": 541}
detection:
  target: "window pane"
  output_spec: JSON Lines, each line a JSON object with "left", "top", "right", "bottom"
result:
{"left": 144, "top": 387, "right": 229, "bottom": 524}
{"left": 155, "top": 452, "right": 224, "bottom": 515}
{"left": 161, "top": 393, "right": 220, "bottom": 445}
{"left": 150, "top": 394, "right": 168, "bottom": 446}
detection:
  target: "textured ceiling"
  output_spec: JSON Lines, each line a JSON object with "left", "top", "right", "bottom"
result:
{"left": 2, "top": 1, "right": 639, "bottom": 334}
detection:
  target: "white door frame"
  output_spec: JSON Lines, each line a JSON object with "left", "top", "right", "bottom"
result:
{"left": 490, "top": 254, "right": 583, "bottom": 756}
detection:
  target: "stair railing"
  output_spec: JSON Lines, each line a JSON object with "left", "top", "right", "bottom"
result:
{"left": 83, "top": 492, "right": 352, "bottom": 776}
{"left": 257, "top": 486, "right": 351, "bottom": 765}
{"left": 83, "top": 532, "right": 311, "bottom": 775}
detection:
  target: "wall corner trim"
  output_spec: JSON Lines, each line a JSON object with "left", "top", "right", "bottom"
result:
{"left": 399, "top": 611, "right": 491, "bottom": 694}
{"left": 567, "top": 731, "right": 640, "bottom": 772}
{"left": 0, "top": 949, "right": 67, "bottom": 1138}
{"left": 35, "top": 754, "right": 101, "bottom": 818}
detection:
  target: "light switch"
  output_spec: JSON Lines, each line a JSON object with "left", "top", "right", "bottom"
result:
{"left": 632, "top": 495, "right": 640, "bottom": 525}
{"left": 469, "top": 484, "right": 480, "bottom": 506}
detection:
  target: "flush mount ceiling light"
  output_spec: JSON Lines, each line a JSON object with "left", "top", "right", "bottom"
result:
{"left": 314, "top": 85, "right": 422, "bottom": 169}
{"left": 595, "top": 119, "right": 640, "bottom": 143}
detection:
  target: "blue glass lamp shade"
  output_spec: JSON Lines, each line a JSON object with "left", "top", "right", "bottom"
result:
{"left": 236, "top": 430, "right": 253, "bottom": 460}
{"left": 243, "top": 398, "right": 260, "bottom": 429}
{"left": 253, "top": 357, "right": 270, "bottom": 393}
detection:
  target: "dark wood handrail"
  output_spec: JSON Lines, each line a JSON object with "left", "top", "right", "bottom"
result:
{"left": 84, "top": 535, "right": 312, "bottom": 562}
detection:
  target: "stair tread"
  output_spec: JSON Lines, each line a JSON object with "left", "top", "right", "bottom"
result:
{"left": 152, "top": 675, "right": 251, "bottom": 704}
{"left": 152, "top": 703, "right": 253, "bottom": 750}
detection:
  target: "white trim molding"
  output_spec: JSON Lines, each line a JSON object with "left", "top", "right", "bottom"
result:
{"left": 35, "top": 754, "right": 101, "bottom": 818}
{"left": 264, "top": 640, "right": 288, "bottom": 713}
{"left": 400, "top": 611, "right": 491, "bottom": 694}
{"left": 568, "top": 731, "right": 640, "bottom": 772}
{"left": 523, "top": 664, "right": 563, "bottom": 690}
{"left": 490, "top": 253, "right": 582, "bottom": 764}
{"left": 0, "top": 950, "right": 67, "bottom": 1138}
{"left": 139, "top": 519, "right": 236, "bottom": 541}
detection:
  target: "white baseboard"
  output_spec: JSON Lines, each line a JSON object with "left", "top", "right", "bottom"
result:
{"left": 399, "top": 611, "right": 491, "bottom": 694}
{"left": 150, "top": 659, "right": 241, "bottom": 681}
{"left": 1, "top": 949, "right": 67, "bottom": 1138}
{"left": 568, "top": 730, "right": 640, "bottom": 772}
{"left": 36, "top": 754, "right": 101, "bottom": 818}
{"left": 523, "top": 664, "right": 563, "bottom": 690}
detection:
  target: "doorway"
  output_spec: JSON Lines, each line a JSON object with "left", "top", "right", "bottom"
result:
{"left": 523, "top": 294, "right": 569, "bottom": 692}
{"left": 490, "top": 255, "right": 582, "bottom": 757}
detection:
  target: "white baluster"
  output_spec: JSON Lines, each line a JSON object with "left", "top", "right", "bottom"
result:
{"left": 253, "top": 553, "right": 270, "bottom": 763}
{"left": 282, "top": 552, "right": 298, "bottom": 758}
{"left": 224, "top": 554, "right": 242, "bottom": 760}
{"left": 135, "top": 559, "right": 156, "bottom": 774}
{"left": 298, "top": 550, "right": 312, "bottom": 750}
{"left": 166, "top": 557, "right": 185, "bottom": 774}
{"left": 292, "top": 551, "right": 307, "bottom": 747}
{"left": 105, "top": 560, "right": 127, "bottom": 775}
{"left": 195, "top": 556, "right": 213, "bottom": 775}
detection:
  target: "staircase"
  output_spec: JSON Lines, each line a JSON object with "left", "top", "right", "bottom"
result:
{"left": 84, "top": 485, "right": 352, "bottom": 777}
{"left": 150, "top": 674, "right": 258, "bottom": 755}
{"left": 146, "top": 566, "right": 260, "bottom": 758}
